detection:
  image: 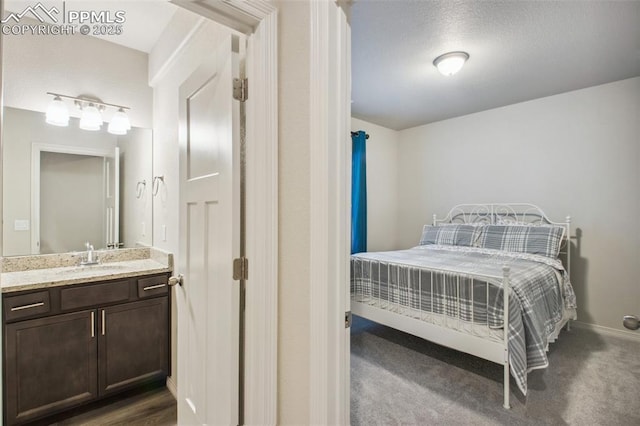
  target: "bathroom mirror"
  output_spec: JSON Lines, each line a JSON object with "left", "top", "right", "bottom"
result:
{"left": 2, "top": 108, "right": 153, "bottom": 256}
{"left": 1, "top": 12, "right": 155, "bottom": 257}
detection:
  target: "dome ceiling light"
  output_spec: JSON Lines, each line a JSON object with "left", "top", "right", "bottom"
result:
{"left": 433, "top": 51, "right": 469, "bottom": 76}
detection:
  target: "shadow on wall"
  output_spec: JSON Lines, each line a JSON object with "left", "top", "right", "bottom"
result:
{"left": 568, "top": 228, "right": 591, "bottom": 324}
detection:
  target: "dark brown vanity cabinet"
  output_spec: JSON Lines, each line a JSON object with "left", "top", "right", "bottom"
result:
{"left": 3, "top": 274, "right": 170, "bottom": 425}
{"left": 5, "top": 310, "right": 98, "bottom": 424}
{"left": 99, "top": 297, "right": 169, "bottom": 396}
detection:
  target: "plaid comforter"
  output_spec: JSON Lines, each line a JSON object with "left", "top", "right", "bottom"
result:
{"left": 350, "top": 245, "right": 577, "bottom": 395}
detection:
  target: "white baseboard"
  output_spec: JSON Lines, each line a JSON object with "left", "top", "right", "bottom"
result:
{"left": 570, "top": 320, "right": 640, "bottom": 342}
{"left": 166, "top": 376, "right": 177, "bottom": 400}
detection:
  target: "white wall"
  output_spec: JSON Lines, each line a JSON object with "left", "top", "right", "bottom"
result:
{"left": 275, "top": 1, "right": 311, "bottom": 422}
{"left": 396, "top": 77, "right": 640, "bottom": 333}
{"left": 2, "top": 17, "right": 152, "bottom": 128}
{"left": 118, "top": 127, "right": 153, "bottom": 248}
{"left": 351, "top": 117, "right": 400, "bottom": 251}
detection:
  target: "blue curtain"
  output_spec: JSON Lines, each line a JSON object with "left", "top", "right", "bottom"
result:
{"left": 351, "top": 131, "right": 367, "bottom": 254}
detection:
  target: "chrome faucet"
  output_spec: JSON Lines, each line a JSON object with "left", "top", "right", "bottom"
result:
{"left": 81, "top": 242, "right": 99, "bottom": 266}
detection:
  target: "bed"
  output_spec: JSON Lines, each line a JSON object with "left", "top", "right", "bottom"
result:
{"left": 350, "top": 203, "right": 577, "bottom": 409}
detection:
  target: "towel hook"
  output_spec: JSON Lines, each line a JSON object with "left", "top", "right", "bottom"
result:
{"left": 152, "top": 175, "right": 164, "bottom": 197}
{"left": 136, "top": 180, "right": 146, "bottom": 199}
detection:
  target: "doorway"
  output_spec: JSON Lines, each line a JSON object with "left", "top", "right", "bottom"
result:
{"left": 164, "top": 1, "right": 279, "bottom": 424}
{"left": 30, "top": 144, "right": 118, "bottom": 255}
{"left": 39, "top": 151, "right": 104, "bottom": 253}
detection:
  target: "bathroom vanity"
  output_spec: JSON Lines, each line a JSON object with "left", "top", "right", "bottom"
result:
{"left": 1, "top": 248, "right": 173, "bottom": 425}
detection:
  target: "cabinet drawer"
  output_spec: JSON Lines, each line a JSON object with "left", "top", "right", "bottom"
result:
{"left": 4, "top": 291, "right": 51, "bottom": 322}
{"left": 137, "top": 275, "right": 168, "bottom": 298}
{"left": 61, "top": 280, "right": 130, "bottom": 311}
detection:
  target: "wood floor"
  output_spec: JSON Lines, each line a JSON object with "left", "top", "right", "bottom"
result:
{"left": 28, "top": 386, "right": 177, "bottom": 426}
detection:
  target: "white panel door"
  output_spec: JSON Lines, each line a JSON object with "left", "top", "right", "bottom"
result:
{"left": 176, "top": 34, "right": 241, "bottom": 425}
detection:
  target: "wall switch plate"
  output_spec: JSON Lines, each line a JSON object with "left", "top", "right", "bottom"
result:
{"left": 162, "top": 225, "right": 167, "bottom": 242}
{"left": 14, "top": 220, "right": 30, "bottom": 231}
{"left": 141, "top": 221, "right": 146, "bottom": 237}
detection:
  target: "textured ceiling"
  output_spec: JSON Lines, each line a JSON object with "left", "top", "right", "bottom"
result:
{"left": 351, "top": 0, "right": 640, "bottom": 130}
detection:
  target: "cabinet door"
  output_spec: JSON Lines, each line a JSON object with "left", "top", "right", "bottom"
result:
{"left": 98, "top": 297, "right": 168, "bottom": 396}
{"left": 4, "top": 310, "right": 98, "bottom": 425}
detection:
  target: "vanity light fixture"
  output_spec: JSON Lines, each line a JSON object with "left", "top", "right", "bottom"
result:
{"left": 45, "top": 95, "right": 70, "bottom": 127}
{"left": 45, "top": 92, "right": 131, "bottom": 135}
{"left": 433, "top": 51, "right": 469, "bottom": 76}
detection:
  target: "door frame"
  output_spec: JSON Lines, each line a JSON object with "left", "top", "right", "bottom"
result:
{"left": 170, "top": 1, "right": 279, "bottom": 423}
{"left": 309, "top": 2, "right": 351, "bottom": 425}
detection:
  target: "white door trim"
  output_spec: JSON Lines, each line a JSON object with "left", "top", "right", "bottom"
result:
{"left": 309, "top": 2, "right": 351, "bottom": 425}
{"left": 170, "top": 1, "right": 278, "bottom": 424}
{"left": 243, "top": 8, "right": 279, "bottom": 425}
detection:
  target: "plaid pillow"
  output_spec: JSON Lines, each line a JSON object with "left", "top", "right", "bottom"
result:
{"left": 478, "top": 225, "right": 565, "bottom": 258}
{"left": 419, "top": 224, "right": 482, "bottom": 247}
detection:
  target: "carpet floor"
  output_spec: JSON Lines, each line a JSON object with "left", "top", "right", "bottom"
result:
{"left": 351, "top": 315, "right": 640, "bottom": 425}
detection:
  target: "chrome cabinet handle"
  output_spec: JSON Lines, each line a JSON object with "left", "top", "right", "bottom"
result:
{"left": 143, "top": 283, "right": 166, "bottom": 291}
{"left": 168, "top": 274, "right": 183, "bottom": 287}
{"left": 102, "top": 310, "right": 106, "bottom": 336}
{"left": 91, "top": 312, "right": 95, "bottom": 338}
{"left": 11, "top": 302, "right": 44, "bottom": 311}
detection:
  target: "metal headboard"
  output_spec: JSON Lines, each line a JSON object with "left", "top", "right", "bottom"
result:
{"left": 433, "top": 203, "right": 572, "bottom": 274}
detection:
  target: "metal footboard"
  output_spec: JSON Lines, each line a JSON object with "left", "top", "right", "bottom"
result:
{"left": 351, "top": 262, "right": 512, "bottom": 409}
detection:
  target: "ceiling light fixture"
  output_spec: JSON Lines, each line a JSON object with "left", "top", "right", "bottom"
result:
{"left": 433, "top": 51, "right": 469, "bottom": 76}
{"left": 45, "top": 92, "right": 131, "bottom": 135}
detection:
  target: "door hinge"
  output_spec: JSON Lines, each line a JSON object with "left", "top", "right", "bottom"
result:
{"left": 345, "top": 311, "right": 352, "bottom": 328}
{"left": 233, "top": 78, "right": 248, "bottom": 102}
{"left": 233, "top": 257, "right": 249, "bottom": 280}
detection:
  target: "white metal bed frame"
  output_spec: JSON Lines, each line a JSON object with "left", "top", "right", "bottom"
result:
{"left": 351, "top": 203, "right": 572, "bottom": 409}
